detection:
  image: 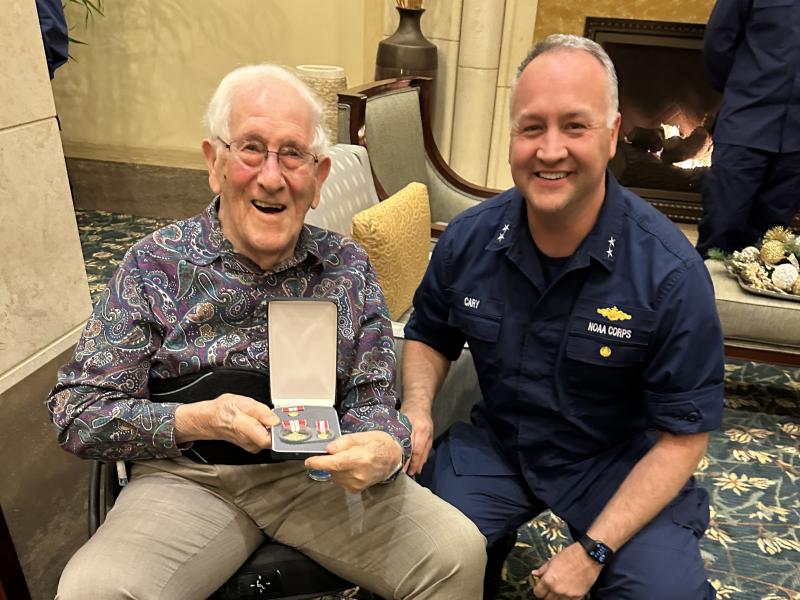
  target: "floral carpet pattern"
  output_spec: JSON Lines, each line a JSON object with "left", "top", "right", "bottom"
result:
{"left": 75, "top": 209, "right": 799, "bottom": 600}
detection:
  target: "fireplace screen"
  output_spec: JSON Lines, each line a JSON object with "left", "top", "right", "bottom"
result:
{"left": 585, "top": 18, "right": 721, "bottom": 223}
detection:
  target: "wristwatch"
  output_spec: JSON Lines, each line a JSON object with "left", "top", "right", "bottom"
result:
{"left": 578, "top": 534, "right": 614, "bottom": 565}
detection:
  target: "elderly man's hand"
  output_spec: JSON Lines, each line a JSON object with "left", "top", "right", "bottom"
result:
{"left": 401, "top": 404, "right": 434, "bottom": 476}
{"left": 174, "top": 394, "right": 280, "bottom": 453}
{"left": 304, "top": 431, "right": 403, "bottom": 493}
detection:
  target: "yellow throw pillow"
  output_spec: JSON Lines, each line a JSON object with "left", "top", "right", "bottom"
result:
{"left": 351, "top": 182, "right": 430, "bottom": 321}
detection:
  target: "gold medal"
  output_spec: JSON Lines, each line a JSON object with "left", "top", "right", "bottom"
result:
{"left": 279, "top": 419, "right": 310, "bottom": 443}
{"left": 316, "top": 419, "right": 332, "bottom": 440}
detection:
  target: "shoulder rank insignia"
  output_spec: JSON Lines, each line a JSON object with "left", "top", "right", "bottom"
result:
{"left": 596, "top": 306, "right": 632, "bottom": 322}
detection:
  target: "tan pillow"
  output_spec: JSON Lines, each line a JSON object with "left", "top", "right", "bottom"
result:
{"left": 351, "top": 182, "right": 430, "bottom": 321}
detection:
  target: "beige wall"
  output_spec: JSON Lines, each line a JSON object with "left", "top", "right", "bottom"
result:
{"left": 53, "top": 0, "right": 384, "bottom": 169}
{"left": 0, "top": 1, "right": 91, "bottom": 394}
{"left": 52, "top": 2, "right": 717, "bottom": 189}
{"left": 534, "top": 0, "right": 715, "bottom": 40}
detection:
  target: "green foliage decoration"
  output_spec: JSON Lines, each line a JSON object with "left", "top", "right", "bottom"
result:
{"left": 62, "top": 0, "right": 104, "bottom": 48}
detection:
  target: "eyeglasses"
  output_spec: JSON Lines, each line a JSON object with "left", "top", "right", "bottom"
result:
{"left": 218, "top": 137, "right": 319, "bottom": 171}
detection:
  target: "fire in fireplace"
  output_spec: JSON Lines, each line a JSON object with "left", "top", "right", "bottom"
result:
{"left": 585, "top": 17, "right": 721, "bottom": 223}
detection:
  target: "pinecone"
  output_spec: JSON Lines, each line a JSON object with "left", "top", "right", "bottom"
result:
{"left": 764, "top": 225, "right": 795, "bottom": 243}
{"left": 741, "top": 263, "right": 769, "bottom": 289}
{"left": 760, "top": 240, "right": 786, "bottom": 264}
{"left": 771, "top": 263, "right": 799, "bottom": 291}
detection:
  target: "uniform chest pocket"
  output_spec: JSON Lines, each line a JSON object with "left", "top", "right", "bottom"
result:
{"left": 446, "top": 288, "right": 503, "bottom": 343}
{"left": 560, "top": 300, "right": 655, "bottom": 409}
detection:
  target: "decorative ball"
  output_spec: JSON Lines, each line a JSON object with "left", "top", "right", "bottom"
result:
{"left": 771, "top": 263, "right": 799, "bottom": 291}
{"left": 793, "top": 278, "right": 800, "bottom": 296}
{"left": 735, "top": 246, "right": 760, "bottom": 263}
{"left": 760, "top": 240, "right": 786, "bottom": 265}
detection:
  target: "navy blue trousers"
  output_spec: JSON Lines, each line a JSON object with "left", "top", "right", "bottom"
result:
{"left": 697, "top": 143, "right": 800, "bottom": 257}
{"left": 420, "top": 426, "right": 716, "bottom": 600}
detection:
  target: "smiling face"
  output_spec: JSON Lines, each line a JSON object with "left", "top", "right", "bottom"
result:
{"left": 202, "top": 78, "right": 331, "bottom": 271}
{"left": 509, "top": 49, "right": 620, "bottom": 225}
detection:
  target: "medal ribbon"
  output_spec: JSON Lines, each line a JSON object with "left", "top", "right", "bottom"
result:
{"left": 284, "top": 419, "right": 306, "bottom": 432}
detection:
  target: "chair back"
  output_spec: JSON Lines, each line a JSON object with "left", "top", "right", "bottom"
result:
{"left": 339, "top": 78, "right": 498, "bottom": 227}
{"left": 364, "top": 86, "right": 429, "bottom": 198}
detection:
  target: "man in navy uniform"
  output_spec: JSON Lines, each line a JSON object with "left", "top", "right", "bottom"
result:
{"left": 401, "top": 34, "right": 724, "bottom": 599}
{"left": 697, "top": 0, "right": 800, "bottom": 256}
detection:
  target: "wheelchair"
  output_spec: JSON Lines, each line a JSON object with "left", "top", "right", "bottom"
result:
{"left": 87, "top": 367, "right": 381, "bottom": 600}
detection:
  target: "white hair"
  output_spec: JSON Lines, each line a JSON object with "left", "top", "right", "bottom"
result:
{"left": 510, "top": 34, "right": 619, "bottom": 128}
{"left": 204, "top": 64, "right": 330, "bottom": 155}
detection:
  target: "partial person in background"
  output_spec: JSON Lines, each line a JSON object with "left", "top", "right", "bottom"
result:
{"left": 402, "top": 34, "right": 724, "bottom": 600}
{"left": 696, "top": 0, "right": 800, "bottom": 256}
{"left": 35, "top": 0, "right": 68, "bottom": 79}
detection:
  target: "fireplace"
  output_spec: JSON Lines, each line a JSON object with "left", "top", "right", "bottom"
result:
{"left": 585, "top": 17, "right": 721, "bottom": 223}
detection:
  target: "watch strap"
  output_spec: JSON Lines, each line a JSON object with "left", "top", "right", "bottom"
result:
{"left": 578, "top": 534, "right": 614, "bottom": 564}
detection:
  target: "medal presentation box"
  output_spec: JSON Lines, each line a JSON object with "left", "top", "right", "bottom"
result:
{"left": 269, "top": 299, "right": 342, "bottom": 460}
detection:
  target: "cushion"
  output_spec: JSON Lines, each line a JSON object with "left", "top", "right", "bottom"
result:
{"left": 305, "top": 144, "right": 379, "bottom": 236}
{"left": 705, "top": 259, "right": 800, "bottom": 352}
{"left": 351, "top": 182, "right": 430, "bottom": 321}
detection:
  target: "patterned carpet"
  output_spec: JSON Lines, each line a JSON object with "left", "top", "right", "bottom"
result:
{"left": 75, "top": 209, "right": 800, "bottom": 600}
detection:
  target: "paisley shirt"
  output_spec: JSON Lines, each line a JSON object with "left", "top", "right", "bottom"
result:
{"left": 47, "top": 199, "right": 411, "bottom": 463}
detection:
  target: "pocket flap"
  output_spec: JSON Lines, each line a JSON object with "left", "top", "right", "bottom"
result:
{"left": 754, "top": 0, "right": 792, "bottom": 7}
{"left": 565, "top": 334, "right": 647, "bottom": 367}
{"left": 447, "top": 309, "right": 500, "bottom": 343}
{"left": 445, "top": 288, "right": 503, "bottom": 343}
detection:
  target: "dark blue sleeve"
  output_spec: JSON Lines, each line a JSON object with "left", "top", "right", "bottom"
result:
{"left": 642, "top": 260, "right": 725, "bottom": 434}
{"left": 36, "top": 0, "right": 69, "bottom": 79}
{"left": 403, "top": 228, "right": 467, "bottom": 362}
{"left": 703, "top": 0, "right": 751, "bottom": 91}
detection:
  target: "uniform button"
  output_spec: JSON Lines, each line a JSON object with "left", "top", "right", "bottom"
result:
{"left": 685, "top": 411, "right": 700, "bottom": 422}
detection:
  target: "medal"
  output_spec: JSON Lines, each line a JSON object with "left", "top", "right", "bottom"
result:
{"left": 278, "top": 418, "right": 310, "bottom": 443}
{"left": 316, "top": 419, "right": 331, "bottom": 440}
{"left": 282, "top": 405, "right": 305, "bottom": 417}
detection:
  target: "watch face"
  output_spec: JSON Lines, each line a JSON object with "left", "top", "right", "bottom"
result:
{"left": 589, "top": 543, "right": 612, "bottom": 564}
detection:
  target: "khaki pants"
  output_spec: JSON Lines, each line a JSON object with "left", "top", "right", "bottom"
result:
{"left": 57, "top": 457, "right": 486, "bottom": 600}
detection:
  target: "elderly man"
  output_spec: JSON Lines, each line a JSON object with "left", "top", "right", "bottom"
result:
{"left": 49, "top": 64, "right": 485, "bottom": 600}
{"left": 401, "top": 35, "right": 724, "bottom": 599}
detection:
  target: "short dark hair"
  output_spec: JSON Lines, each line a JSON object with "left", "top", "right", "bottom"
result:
{"left": 511, "top": 34, "right": 619, "bottom": 127}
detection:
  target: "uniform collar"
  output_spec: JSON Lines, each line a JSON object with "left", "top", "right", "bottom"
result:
{"left": 486, "top": 171, "right": 625, "bottom": 273}
{"left": 182, "top": 197, "right": 324, "bottom": 274}
{"left": 485, "top": 190, "right": 527, "bottom": 252}
{"left": 578, "top": 171, "right": 625, "bottom": 273}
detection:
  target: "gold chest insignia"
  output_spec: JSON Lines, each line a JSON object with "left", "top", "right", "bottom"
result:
{"left": 596, "top": 306, "right": 632, "bottom": 322}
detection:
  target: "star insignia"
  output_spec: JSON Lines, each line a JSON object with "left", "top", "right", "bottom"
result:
{"left": 502, "top": 224, "right": 510, "bottom": 233}
{"left": 497, "top": 233, "right": 506, "bottom": 242}
{"left": 608, "top": 236, "right": 616, "bottom": 247}
{"left": 606, "top": 247, "right": 614, "bottom": 258}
